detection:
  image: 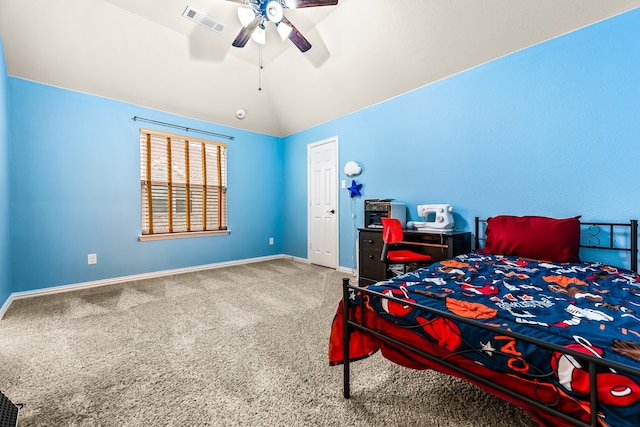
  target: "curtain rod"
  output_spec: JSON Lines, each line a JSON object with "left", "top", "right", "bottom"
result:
{"left": 132, "top": 116, "right": 235, "bottom": 140}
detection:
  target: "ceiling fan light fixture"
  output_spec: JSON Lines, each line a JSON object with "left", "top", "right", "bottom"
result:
{"left": 230, "top": 0, "right": 336, "bottom": 53}
{"left": 265, "top": 1, "right": 284, "bottom": 23}
{"left": 251, "top": 26, "right": 266, "bottom": 44}
{"left": 276, "top": 22, "right": 292, "bottom": 40}
{"left": 237, "top": 6, "right": 256, "bottom": 27}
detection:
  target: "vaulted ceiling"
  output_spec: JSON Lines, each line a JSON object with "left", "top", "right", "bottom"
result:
{"left": 1, "top": 0, "right": 639, "bottom": 136}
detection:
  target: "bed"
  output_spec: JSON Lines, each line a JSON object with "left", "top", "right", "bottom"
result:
{"left": 329, "top": 215, "right": 640, "bottom": 427}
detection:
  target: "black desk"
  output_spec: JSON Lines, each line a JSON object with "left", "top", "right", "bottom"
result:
{"left": 358, "top": 228, "right": 471, "bottom": 286}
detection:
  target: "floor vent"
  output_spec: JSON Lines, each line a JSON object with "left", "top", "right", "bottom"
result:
{"left": 0, "top": 391, "right": 18, "bottom": 427}
{"left": 182, "top": 6, "right": 225, "bottom": 33}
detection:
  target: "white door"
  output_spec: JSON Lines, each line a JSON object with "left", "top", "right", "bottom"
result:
{"left": 308, "top": 137, "right": 338, "bottom": 268}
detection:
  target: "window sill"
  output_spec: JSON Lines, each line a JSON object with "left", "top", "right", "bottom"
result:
{"left": 138, "top": 230, "right": 230, "bottom": 241}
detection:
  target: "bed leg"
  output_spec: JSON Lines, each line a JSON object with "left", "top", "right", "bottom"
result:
{"left": 631, "top": 220, "right": 638, "bottom": 273}
{"left": 342, "top": 277, "right": 351, "bottom": 399}
{"left": 589, "top": 361, "right": 598, "bottom": 426}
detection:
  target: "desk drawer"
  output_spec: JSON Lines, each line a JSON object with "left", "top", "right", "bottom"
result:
{"left": 411, "top": 232, "right": 445, "bottom": 244}
{"left": 359, "top": 231, "right": 383, "bottom": 251}
{"left": 359, "top": 246, "right": 386, "bottom": 284}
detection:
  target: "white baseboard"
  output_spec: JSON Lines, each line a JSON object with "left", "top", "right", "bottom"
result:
{"left": 0, "top": 295, "right": 12, "bottom": 320}
{"left": 0, "top": 255, "right": 356, "bottom": 320}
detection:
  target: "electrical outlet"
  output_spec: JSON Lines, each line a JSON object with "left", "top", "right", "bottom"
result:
{"left": 269, "top": 237, "right": 274, "bottom": 245}
{"left": 88, "top": 253, "right": 97, "bottom": 265}
{"left": 341, "top": 180, "right": 346, "bottom": 189}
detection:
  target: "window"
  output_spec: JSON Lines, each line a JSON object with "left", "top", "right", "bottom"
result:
{"left": 139, "top": 129, "right": 228, "bottom": 240}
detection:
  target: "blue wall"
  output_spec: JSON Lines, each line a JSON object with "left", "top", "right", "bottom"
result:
{"left": 283, "top": 9, "right": 640, "bottom": 271}
{"left": 2, "top": 9, "right": 640, "bottom": 306}
{"left": 0, "top": 37, "right": 10, "bottom": 305}
{"left": 8, "top": 80, "right": 284, "bottom": 294}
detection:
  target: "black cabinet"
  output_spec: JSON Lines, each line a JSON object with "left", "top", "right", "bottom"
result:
{"left": 357, "top": 228, "right": 471, "bottom": 286}
{"left": 358, "top": 230, "right": 387, "bottom": 286}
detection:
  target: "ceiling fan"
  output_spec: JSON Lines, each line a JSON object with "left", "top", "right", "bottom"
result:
{"left": 226, "top": 0, "right": 338, "bottom": 52}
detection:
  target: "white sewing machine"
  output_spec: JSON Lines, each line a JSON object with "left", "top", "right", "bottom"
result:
{"left": 415, "top": 204, "right": 455, "bottom": 231}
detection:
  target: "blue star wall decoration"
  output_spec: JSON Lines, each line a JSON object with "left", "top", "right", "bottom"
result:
{"left": 347, "top": 180, "right": 363, "bottom": 198}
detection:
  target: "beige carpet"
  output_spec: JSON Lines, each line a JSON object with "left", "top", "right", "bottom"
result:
{"left": 0, "top": 259, "right": 536, "bottom": 426}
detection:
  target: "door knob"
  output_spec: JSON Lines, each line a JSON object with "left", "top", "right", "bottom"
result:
{"left": 328, "top": 209, "right": 335, "bottom": 214}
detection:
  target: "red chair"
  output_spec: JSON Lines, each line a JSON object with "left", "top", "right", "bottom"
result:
{"left": 380, "top": 218, "right": 432, "bottom": 274}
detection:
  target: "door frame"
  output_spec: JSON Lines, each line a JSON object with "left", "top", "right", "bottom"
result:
{"left": 307, "top": 136, "right": 339, "bottom": 269}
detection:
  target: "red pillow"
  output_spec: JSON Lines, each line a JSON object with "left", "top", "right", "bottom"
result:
{"left": 481, "top": 215, "right": 581, "bottom": 263}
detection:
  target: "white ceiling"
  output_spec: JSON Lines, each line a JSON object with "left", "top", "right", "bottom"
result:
{"left": 1, "top": 0, "right": 640, "bottom": 136}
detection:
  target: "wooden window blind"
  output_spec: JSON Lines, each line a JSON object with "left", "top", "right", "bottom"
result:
{"left": 140, "top": 128, "right": 227, "bottom": 237}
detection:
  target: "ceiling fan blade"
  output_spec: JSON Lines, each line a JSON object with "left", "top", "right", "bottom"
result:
{"left": 286, "top": 0, "right": 338, "bottom": 8}
{"left": 281, "top": 16, "right": 311, "bottom": 52}
{"left": 225, "top": 0, "right": 249, "bottom": 4}
{"left": 232, "top": 16, "right": 262, "bottom": 48}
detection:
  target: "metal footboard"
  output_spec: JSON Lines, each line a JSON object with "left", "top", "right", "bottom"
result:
{"left": 341, "top": 277, "right": 640, "bottom": 426}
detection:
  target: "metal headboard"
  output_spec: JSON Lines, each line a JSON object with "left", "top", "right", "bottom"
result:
{"left": 474, "top": 217, "right": 638, "bottom": 273}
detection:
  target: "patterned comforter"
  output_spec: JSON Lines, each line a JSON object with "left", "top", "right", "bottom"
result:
{"left": 329, "top": 253, "right": 640, "bottom": 427}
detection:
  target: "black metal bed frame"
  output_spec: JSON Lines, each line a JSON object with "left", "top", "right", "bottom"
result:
{"left": 341, "top": 218, "right": 640, "bottom": 427}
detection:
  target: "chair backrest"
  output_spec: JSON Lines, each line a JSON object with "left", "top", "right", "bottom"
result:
{"left": 381, "top": 218, "right": 404, "bottom": 245}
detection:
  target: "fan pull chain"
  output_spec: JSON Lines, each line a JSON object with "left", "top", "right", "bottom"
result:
{"left": 258, "top": 45, "right": 263, "bottom": 91}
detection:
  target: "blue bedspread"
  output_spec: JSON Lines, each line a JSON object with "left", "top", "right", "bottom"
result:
{"left": 361, "top": 253, "right": 640, "bottom": 426}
